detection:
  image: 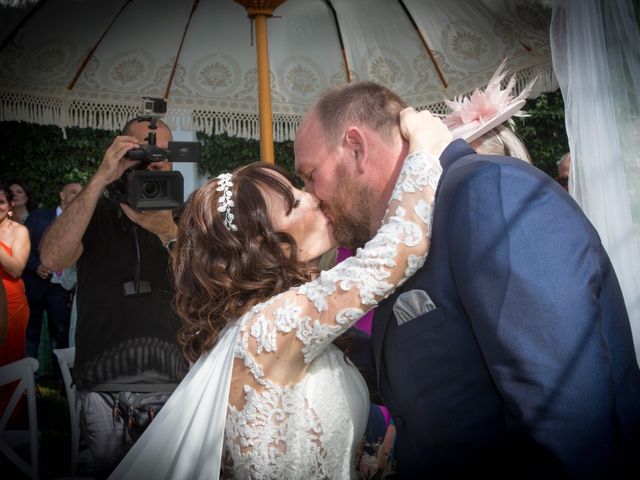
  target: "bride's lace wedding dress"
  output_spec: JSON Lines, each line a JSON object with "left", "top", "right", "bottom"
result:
{"left": 110, "top": 150, "right": 442, "bottom": 480}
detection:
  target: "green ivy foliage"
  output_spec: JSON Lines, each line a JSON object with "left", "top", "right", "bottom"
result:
{"left": 0, "top": 89, "right": 568, "bottom": 208}
{"left": 0, "top": 122, "right": 115, "bottom": 208}
{"left": 515, "top": 89, "right": 569, "bottom": 177}
{"left": 196, "top": 132, "right": 297, "bottom": 185}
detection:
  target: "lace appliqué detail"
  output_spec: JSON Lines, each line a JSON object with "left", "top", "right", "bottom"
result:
{"left": 299, "top": 150, "right": 441, "bottom": 323}
{"left": 228, "top": 331, "right": 358, "bottom": 479}
{"left": 246, "top": 296, "right": 345, "bottom": 365}
{"left": 226, "top": 384, "right": 329, "bottom": 479}
{"left": 224, "top": 150, "right": 442, "bottom": 479}
{"left": 391, "top": 151, "right": 441, "bottom": 201}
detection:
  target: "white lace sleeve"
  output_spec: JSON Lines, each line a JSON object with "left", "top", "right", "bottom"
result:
{"left": 246, "top": 151, "right": 442, "bottom": 365}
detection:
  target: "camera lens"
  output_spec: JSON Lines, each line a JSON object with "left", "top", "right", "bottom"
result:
{"left": 141, "top": 181, "right": 160, "bottom": 199}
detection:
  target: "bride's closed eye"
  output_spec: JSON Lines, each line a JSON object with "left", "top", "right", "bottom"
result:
{"left": 284, "top": 198, "right": 301, "bottom": 217}
{"left": 286, "top": 198, "right": 301, "bottom": 216}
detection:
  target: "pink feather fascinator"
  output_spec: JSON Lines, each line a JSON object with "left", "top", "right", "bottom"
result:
{"left": 443, "top": 59, "right": 536, "bottom": 143}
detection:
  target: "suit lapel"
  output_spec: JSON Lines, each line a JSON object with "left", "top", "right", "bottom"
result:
{"left": 372, "top": 294, "right": 397, "bottom": 391}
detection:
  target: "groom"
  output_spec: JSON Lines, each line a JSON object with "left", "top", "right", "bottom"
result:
{"left": 294, "top": 82, "right": 640, "bottom": 478}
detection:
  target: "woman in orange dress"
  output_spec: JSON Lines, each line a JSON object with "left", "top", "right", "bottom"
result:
{"left": 0, "top": 183, "right": 31, "bottom": 420}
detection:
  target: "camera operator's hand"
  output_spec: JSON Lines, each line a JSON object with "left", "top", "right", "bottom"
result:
{"left": 94, "top": 135, "right": 141, "bottom": 188}
{"left": 120, "top": 204, "right": 177, "bottom": 246}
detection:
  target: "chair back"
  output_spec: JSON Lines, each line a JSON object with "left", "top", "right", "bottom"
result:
{"left": 0, "top": 356, "right": 39, "bottom": 479}
{"left": 53, "top": 347, "right": 79, "bottom": 476}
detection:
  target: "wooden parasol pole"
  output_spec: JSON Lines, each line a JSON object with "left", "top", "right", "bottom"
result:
{"left": 234, "top": 0, "right": 287, "bottom": 164}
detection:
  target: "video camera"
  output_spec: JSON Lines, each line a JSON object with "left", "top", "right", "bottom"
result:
{"left": 107, "top": 97, "right": 200, "bottom": 211}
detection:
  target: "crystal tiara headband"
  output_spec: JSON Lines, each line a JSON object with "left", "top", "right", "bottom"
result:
{"left": 442, "top": 59, "right": 536, "bottom": 143}
{"left": 216, "top": 173, "right": 237, "bottom": 231}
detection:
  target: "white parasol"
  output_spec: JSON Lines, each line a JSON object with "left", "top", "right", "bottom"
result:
{"left": 0, "top": 0, "right": 556, "bottom": 162}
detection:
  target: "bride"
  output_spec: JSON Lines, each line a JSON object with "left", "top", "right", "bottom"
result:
{"left": 110, "top": 108, "right": 451, "bottom": 479}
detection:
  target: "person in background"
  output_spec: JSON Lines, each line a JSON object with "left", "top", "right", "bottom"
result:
{"left": 39, "top": 118, "right": 187, "bottom": 479}
{"left": 557, "top": 151, "right": 571, "bottom": 191}
{"left": 0, "top": 183, "right": 30, "bottom": 422}
{"left": 464, "top": 122, "right": 532, "bottom": 163}
{"left": 9, "top": 181, "right": 35, "bottom": 224}
{"left": 0, "top": 279, "right": 7, "bottom": 346}
{"left": 23, "top": 182, "right": 83, "bottom": 384}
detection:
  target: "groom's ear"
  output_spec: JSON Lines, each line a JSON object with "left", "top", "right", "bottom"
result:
{"left": 344, "top": 126, "right": 368, "bottom": 174}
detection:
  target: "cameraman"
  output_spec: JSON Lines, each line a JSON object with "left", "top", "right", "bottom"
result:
{"left": 40, "top": 118, "right": 188, "bottom": 478}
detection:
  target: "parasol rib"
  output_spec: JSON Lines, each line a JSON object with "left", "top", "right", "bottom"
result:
{"left": 165, "top": 0, "right": 202, "bottom": 99}
{"left": 323, "top": 0, "right": 351, "bottom": 83}
{"left": 397, "top": 0, "right": 448, "bottom": 89}
{"left": 67, "top": 0, "right": 134, "bottom": 91}
{"left": 0, "top": 0, "right": 50, "bottom": 55}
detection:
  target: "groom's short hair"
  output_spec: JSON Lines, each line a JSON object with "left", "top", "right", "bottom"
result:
{"left": 312, "top": 81, "right": 407, "bottom": 149}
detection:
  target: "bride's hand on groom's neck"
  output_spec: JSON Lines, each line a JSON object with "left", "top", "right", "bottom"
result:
{"left": 400, "top": 107, "right": 452, "bottom": 157}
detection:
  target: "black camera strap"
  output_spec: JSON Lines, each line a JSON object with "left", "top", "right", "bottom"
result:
{"left": 122, "top": 222, "right": 152, "bottom": 296}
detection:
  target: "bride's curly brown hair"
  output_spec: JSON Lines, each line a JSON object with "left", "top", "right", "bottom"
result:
{"left": 171, "top": 161, "right": 319, "bottom": 363}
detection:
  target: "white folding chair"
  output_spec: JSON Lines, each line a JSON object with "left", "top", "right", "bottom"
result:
{"left": 53, "top": 347, "right": 82, "bottom": 477}
{"left": 0, "top": 356, "right": 39, "bottom": 479}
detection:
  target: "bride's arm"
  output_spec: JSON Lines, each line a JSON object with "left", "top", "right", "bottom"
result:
{"left": 248, "top": 109, "right": 451, "bottom": 370}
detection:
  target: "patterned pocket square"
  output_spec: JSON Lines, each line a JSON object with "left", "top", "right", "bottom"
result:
{"left": 393, "top": 290, "right": 437, "bottom": 325}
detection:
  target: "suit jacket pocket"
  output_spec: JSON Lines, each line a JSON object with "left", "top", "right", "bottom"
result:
{"left": 395, "top": 307, "right": 446, "bottom": 343}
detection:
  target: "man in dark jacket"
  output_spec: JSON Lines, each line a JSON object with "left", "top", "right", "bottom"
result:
{"left": 24, "top": 182, "right": 82, "bottom": 376}
{"left": 40, "top": 119, "right": 187, "bottom": 479}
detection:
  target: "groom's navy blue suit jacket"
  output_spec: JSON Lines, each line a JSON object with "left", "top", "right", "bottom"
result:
{"left": 373, "top": 140, "right": 640, "bottom": 478}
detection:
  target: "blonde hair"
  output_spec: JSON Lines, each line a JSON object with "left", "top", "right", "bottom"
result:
{"left": 471, "top": 124, "right": 532, "bottom": 163}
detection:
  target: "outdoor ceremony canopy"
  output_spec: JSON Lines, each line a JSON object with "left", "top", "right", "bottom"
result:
{"left": 1, "top": 0, "right": 639, "bottom": 366}
{"left": 0, "top": 0, "right": 555, "bottom": 162}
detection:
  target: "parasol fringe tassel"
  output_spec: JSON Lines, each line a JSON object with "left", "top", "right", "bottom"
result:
{"left": 0, "top": 90, "right": 429, "bottom": 142}
{"left": 192, "top": 110, "right": 303, "bottom": 142}
{"left": 1, "top": 61, "right": 558, "bottom": 142}
{"left": 0, "top": 92, "right": 64, "bottom": 128}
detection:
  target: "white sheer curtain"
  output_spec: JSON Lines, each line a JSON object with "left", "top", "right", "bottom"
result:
{"left": 551, "top": 0, "right": 640, "bottom": 366}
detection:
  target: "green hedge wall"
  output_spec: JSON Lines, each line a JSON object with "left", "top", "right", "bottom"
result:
{"left": 196, "top": 132, "right": 296, "bottom": 184}
{"left": 0, "top": 123, "right": 295, "bottom": 208}
{"left": 516, "top": 89, "right": 569, "bottom": 176}
{"left": 0, "top": 123, "right": 115, "bottom": 208}
{"left": 0, "top": 90, "right": 567, "bottom": 209}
